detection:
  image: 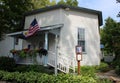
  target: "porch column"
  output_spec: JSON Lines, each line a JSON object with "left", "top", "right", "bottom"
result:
{"left": 13, "top": 37, "right": 15, "bottom": 49}
{"left": 55, "top": 35, "right": 58, "bottom": 75}
{"left": 44, "top": 32, "right": 48, "bottom": 50}
{"left": 44, "top": 32, "right": 48, "bottom": 66}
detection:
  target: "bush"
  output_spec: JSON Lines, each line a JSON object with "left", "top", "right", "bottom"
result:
{"left": 80, "top": 66, "right": 96, "bottom": 77}
{"left": 14, "top": 65, "right": 54, "bottom": 74}
{"left": 0, "top": 70, "right": 112, "bottom": 83}
{"left": 0, "top": 56, "right": 16, "bottom": 71}
{"left": 96, "top": 62, "right": 110, "bottom": 72}
{"left": 115, "top": 65, "right": 120, "bottom": 75}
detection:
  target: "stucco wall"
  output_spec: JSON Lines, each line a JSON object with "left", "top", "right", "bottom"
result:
{"left": 59, "top": 9, "right": 100, "bottom": 65}
{"left": 24, "top": 9, "right": 62, "bottom": 29}
{"left": 0, "top": 35, "right": 23, "bottom": 56}
{"left": 23, "top": 8, "right": 100, "bottom": 66}
{"left": 0, "top": 35, "right": 14, "bottom": 56}
{"left": 23, "top": 9, "right": 62, "bottom": 50}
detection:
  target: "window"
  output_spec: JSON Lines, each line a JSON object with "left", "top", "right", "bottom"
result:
{"left": 78, "top": 28, "right": 85, "bottom": 52}
{"left": 15, "top": 38, "right": 19, "bottom": 45}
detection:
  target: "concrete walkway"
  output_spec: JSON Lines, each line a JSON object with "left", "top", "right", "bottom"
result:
{"left": 97, "top": 70, "right": 120, "bottom": 83}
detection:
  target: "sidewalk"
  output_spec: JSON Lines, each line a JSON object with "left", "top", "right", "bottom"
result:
{"left": 97, "top": 70, "right": 120, "bottom": 83}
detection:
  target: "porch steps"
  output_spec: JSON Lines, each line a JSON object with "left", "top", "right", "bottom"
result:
{"left": 47, "top": 51, "right": 75, "bottom": 73}
{"left": 47, "top": 62, "right": 68, "bottom": 73}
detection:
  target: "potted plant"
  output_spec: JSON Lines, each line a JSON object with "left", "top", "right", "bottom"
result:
{"left": 10, "top": 49, "right": 17, "bottom": 55}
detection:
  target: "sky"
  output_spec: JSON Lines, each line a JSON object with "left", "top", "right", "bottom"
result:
{"left": 78, "top": 0, "right": 120, "bottom": 25}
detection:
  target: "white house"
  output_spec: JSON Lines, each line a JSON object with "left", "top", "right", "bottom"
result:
{"left": 0, "top": 5, "right": 102, "bottom": 73}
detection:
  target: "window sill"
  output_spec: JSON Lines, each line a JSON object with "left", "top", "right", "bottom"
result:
{"left": 82, "top": 52, "right": 87, "bottom": 54}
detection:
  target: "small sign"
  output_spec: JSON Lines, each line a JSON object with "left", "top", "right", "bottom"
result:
{"left": 77, "top": 54, "right": 82, "bottom": 61}
{"left": 76, "top": 46, "right": 82, "bottom": 61}
{"left": 76, "top": 46, "right": 82, "bottom": 54}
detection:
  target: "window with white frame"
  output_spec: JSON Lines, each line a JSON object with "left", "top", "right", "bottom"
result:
{"left": 78, "top": 28, "right": 85, "bottom": 52}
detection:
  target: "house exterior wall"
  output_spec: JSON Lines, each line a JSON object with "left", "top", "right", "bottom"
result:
{"left": 23, "top": 8, "right": 100, "bottom": 66}
{"left": 0, "top": 35, "right": 14, "bottom": 56}
{"left": 0, "top": 35, "right": 23, "bottom": 57}
{"left": 59, "top": 9, "right": 100, "bottom": 65}
{"left": 15, "top": 39, "right": 23, "bottom": 50}
{"left": 23, "top": 9, "right": 62, "bottom": 49}
{"left": 24, "top": 9, "right": 62, "bottom": 29}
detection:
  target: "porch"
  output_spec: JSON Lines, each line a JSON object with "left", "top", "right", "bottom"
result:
{"left": 8, "top": 24, "right": 75, "bottom": 73}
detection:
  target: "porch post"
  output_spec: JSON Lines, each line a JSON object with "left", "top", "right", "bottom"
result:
{"left": 13, "top": 37, "right": 15, "bottom": 49}
{"left": 55, "top": 35, "right": 58, "bottom": 75}
{"left": 44, "top": 32, "right": 48, "bottom": 66}
{"left": 44, "top": 32, "right": 48, "bottom": 50}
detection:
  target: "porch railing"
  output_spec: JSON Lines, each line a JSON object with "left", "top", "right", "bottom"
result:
{"left": 47, "top": 51, "right": 76, "bottom": 73}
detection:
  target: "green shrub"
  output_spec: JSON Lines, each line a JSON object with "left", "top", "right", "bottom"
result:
{"left": 0, "top": 70, "right": 112, "bottom": 83}
{"left": 80, "top": 66, "right": 96, "bottom": 77}
{"left": 96, "top": 62, "right": 110, "bottom": 72}
{"left": 14, "top": 65, "right": 29, "bottom": 72}
{"left": 115, "top": 65, "right": 120, "bottom": 75}
{"left": 0, "top": 56, "right": 16, "bottom": 71}
{"left": 14, "top": 65, "right": 54, "bottom": 74}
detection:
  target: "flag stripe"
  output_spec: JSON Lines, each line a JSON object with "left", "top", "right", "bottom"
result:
{"left": 23, "top": 18, "right": 40, "bottom": 37}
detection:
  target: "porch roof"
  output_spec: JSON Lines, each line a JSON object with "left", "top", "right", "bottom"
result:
{"left": 7, "top": 24, "right": 63, "bottom": 39}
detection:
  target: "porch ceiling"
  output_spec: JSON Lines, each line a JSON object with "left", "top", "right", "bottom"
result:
{"left": 7, "top": 24, "right": 63, "bottom": 39}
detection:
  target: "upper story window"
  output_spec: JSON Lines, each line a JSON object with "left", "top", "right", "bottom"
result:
{"left": 78, "top": 28, "right": 85, "bottom": 52}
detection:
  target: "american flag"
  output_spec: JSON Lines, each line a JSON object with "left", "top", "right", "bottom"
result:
{"left": 23, "top": 18, "right": 40, "bottom": 37}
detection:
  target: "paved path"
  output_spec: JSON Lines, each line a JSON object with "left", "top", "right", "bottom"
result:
{"left": 97, "top": 70, "right": 120, "bottom": 83}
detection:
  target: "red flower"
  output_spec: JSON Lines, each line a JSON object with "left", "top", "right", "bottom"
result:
{"left": 22, "top": 48, "right": 29, "bottom": 52}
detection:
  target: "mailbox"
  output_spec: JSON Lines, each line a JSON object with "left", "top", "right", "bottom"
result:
{"left": 76, "top": 46, "right": 82, "bottom": 61}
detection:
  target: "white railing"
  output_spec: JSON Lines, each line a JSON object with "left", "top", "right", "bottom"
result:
{"left": 58, "top": 51, "right": 76, "bottom": 73}
{"left": 47, "top": 50, "right": 76, "bottom": 73}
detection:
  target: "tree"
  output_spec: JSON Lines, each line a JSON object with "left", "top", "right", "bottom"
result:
{"left": 58, "top": 0, "right": 66, "bottom": 5}
{"left": 50, "top": 0, "right": 56, "bottom": 6}
{"left": 58, "top": 0, "right": 78, "bottom": 6}
{"left": 0, "top": 0, "right": 33, "bottom": 40}
{"left": 31, "top": 0, "right": 51, "bottom": 9}
{"left": 101, "top": 17, "right": 120, "bottom": 60}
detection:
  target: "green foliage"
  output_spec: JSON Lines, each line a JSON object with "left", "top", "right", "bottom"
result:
{"left": 101, "top": 17, "right": 118, "bottom": 53}
{"left": 0, "top": 56, "right": 16, "bottom": 72}
{"left": 0, "top": 70, "right": 112, "bottom": 83}
{"left": 81, "top": 66, "right": 96, "bottom": 77}
{"left": 19, "top": 51, "right": 26, "bottom": 58}
{"left": 0, "top": 0, "right": 33, "bottom": 33}
{"left": 96, "top": 62, "right": 110, "bottom": 72}
{"left": 101, "top": 17, "right": 120, "bottom": 54}
{"left": 115, "top": 65, "right": 120, "bottom": 75}
{"left": 57, "top": 0, "right": 78, "bottom": 6}
{"left": 14, "top": 65, "right": 54, "bottom": 74}
{"left": 101, "top": 17, "right": 120, "bottom": 74}
{"left": 113, "top": 59, "right": 120, "bottom": 75}
{"left": 31, "top": 0, "right": 51, "bottom": 9}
